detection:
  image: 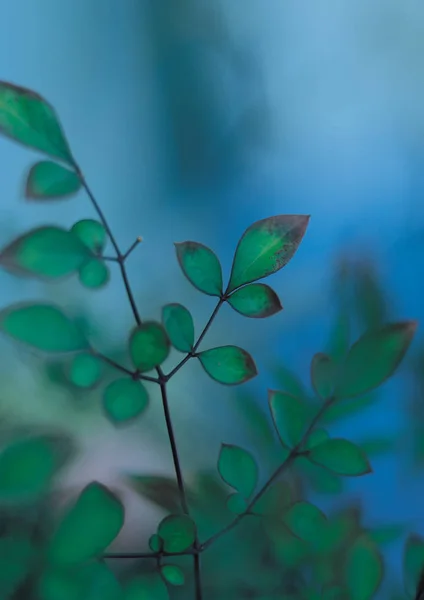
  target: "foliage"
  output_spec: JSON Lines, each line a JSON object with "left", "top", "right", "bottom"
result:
{"left": 0, "top": 79, "right": 420, "bottom": 600}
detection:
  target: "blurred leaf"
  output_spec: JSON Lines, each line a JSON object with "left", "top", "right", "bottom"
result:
{"left": 359, "top": 437, "right": 395, "bottom": 457}
{"left": 102, "top": 378, "right": 149, "bottom": 425}
{"left": 161, "top": 303, "right": 195, "bottom": 352}
{"left": 321, "top": 395, "right": 377, "bottom": 425}
{"left": 129, "top": 322, "right": 170, "bottom": 372}
{"left": 48, "top": 482, "right": 125, "bottom": 565}
{"left": 345, "top": 534, "right": 383, "bottom": 600}
{"left": 198, "top": 346, "right": 257, "bottom": 385}
{"left": 226, "top": 215, "right": 310, "bottom": 293}
{"left": 149, "top": 534, "right": 162, "bottom": 552}
{"left": 271, "top": 364, "right": 307, "bottom": 398}
{"left": 217, "top": 444, "right": 258, "bottom": 498}
{"left": 296, "top": 456, "right": 344, "bottom": 496}
{"left": 305, "top": 429, "right": 330, "bottom": 450}
{"left": 25, "top": 161, "right": 81, "bottom": 200}
{"left": 70, "top": 220, "right": 107, "bottom": 255}
{"left": 233, "top": 392, "right": 276, "bottom": 454}
{"left": 125, "top": 475, "right": 194, "bottom": 514}
{"left": 354, "top": 261, "right": 387, "bottom": 331}
{"left": 335, "top": 322, "right": 417, "bottom": 399}
{"left": 310, "top": 353, "right": 336, "bottom": 400}
{"left": 174, "top": 241, "right": 223, "bottom": 296}
{"left": 306, "top": 439, "right": 372, "bottom": 477}
{"left": 268, "top": 390, "right": 310, "bottom": 447}
{"left": 39, "top": 561, "right": 123, "bottom": 600}
{"left": 226, "top": 493, "right": 247, "bottom": 515}
{"left": 161, "top": 564, "right": 185, "bottom": 586}
{"left": 252, "top": 481, "right": 292, "bottom": 516}
{"left": 284, "top": 501, "right": 327, "bottom": 545}
{"left": 227, "top": 283, "right": 282, "bottom": 318}
{"left": 0, "top": 226, "right": 90, "bottom": 280}
{"left": 157, "top": 514, "right": 196, "bottom": 553}
{"left": 0, "top": 302, "right": 88, "bottom": 353}
{"left": 326, "top": 310, "right": 350, "bottom": 363}
{"left": 78, "top": 258, "right": 110, "bottom": 289}
{"left": 125, "top": 573, "right": 168, "bottom": 600}
{"left": 0, "top": 80, "right": 73, "bottom": 163}
{"left": 68, "top": 353, "right": 103, "bottom": 388}
{"left": 0, "top": 534, "right": 34, "bottom": 597}
{"left": 403, "top": 534, "right": 424, "bottom": 597}
{"left": 368, "top": 524, "right": 404, "bottom": 546}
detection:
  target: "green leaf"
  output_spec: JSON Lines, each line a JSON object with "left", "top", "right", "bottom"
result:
{"left": 39, "top": 562, "right": 123, "bottom": 600}
{"left": 0, "top": 80, "right": 73, "bottom": 163}
{"left": 0, "top": 302, "right": 88, "bottom": 353}
{"left": 174, "top": 241, "right": 223, "bottom": 296}
{"left": 129, "top": 322, "right": 170, "bottom": 372}
{"left": 226, "top": 492, "right": 247, "bottom": 514}
{"left": 252, "top": 481, "right": 292, "bottom": 516}
{"left": 368, "top": 524, "right": 404, "bottom": 546}
{"left": 307, "top": 438, "right": 372, "bottom": 477}
{"left": 0, "top": 226, "right": 90, "bottom": 279}
{"left": 305, "top": 428, "right": 330, "bottom": 450}
{"left": 25, "top": 160, "right": 81, "bottom": 199}
{"left": 125, "top": 573, "right": 169, "bottom": 600}
{"left": 0, "top": 434, "right": 67, "bottom": 504}
{"left": 217, "top": 443, "right": 258, "bottom": 498}
{"left": 198, "top": 346, "right": 257, "bottom": 385}
{"left": 403, "top": 534, "right": 424, "bottom": 597}
{"left": 345, "top": 534, "right": 383, "bottom": 600}
{"left": 268, "top": 389, "right": 310, "bottom": 447}
{"left": 157, "top": 514, "right": 196, "bottom": 553}
{"left": 227, "top": 283, "right": 282, "bottom": 318}
{"left": 70, "top": 220, "right": 107, "bottom": 255}
{"left": 48, "top": 481, "right": 125, "bottom": 565}
{"left": 149, "top": 534, "right": 162, "bottom": 552}
{"left": 226, "top": 215, "right": 310, "bottom": 293}
{"left": 321, "top": 394, "right": 377, "bottom": 425}
{"left": 271, "top": 363, "right": 307, "bottom": 397}
{"left": 326, "top": 310, "right": 350, "bottom": 363}
{"left": 233, "top": 392, "right": 276, "bottom": 455}
{"left": 0, "top": 534, "right": 34, "bottom": 597}
{"left": 322, "top": 585, "right": 348, "bottom": 600}
{"left": 359, "top": 437, "right": 394, "bottom": 457}
{"left": 160, "top": 565, "right": 185, "bottom": 586}
{"left": 125, "top": 475, "right": 194, "bottom": 514}
{"left": 284, "top": 501, "right": 327, "bottom": 545}
{"left": 161, "top": 303, "right": 195, "bottom": 352}
{"left": 311, "top": 353, "right": 336, "bottom": 400}
{"left": 354, "top": 260, "right": 387, "bottom": 331}
{"left": 102, "top": 378, "right": 149, "bottom": 425}
{"left": 335, "top": 322, "right": 418, "bottom": 399}
{"left": 69, "top": 353, "right": 103, "bottom": 388}
{"left": 296, "top": 456, "right": 344, "bottom": 496}
{"left": 78, "top": 258, "right": 110, "bottom": 289}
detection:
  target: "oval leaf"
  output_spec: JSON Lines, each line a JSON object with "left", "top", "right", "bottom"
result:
{"left": 161, "top": 303, "right": 195, "bottom": 352}
{"left": 174, "top": 241, "right": 223, "bottom": 296}
{"left": 226, "top": 215, "right": 310, "bottom": 293}
{"left": 268, "top": 389, "right": 310, "bottom": 447}
{"left": 0, "top": 302, "right": 88, "bottom": 353}
{"left": 0, "top": 226, "right": 90, "bottom": 279}
{"left": 217, "top": 443, "right": 258, "bottom": 498}
{"left": 345, "top": 534, "right": 383, "bottom": 600}
{"left": 48, "top": 481, "right": 125, "bottom": 565}
{"left": 69, "top": 352, "right": 103, "bottom": 388}
{"left": 284, "top": 501, "right": 327, "bottom": 545}
{"left": 26, "top": 161, "right": 81, "bottom": 199}
{"left": 311, "top": 353, "right": 337, "bottom": 400}
{"left": 226, "top": 492, "right": 248, "bottom": 515}
{"left": 70, "top": 219, "right": 107, "bottom": 255}
{"left": 336, "top": 322, "right": 417, "bottom": 399}
{"left": 197, "top": 346, "right": 257, "bottom": 385}
{"left": 161, "top": 565, "right": 185, "bottom": 586}
{"left": 0, "top": 81, "right": 73, "bottom": 163}
{"left": 129, "top": 322, "right": 170, "bottom": 372}
{"left": 404, "top": 534, "right": 424, "bottom": 598}
{"left": 157, "top": 514, "right": 196, "bottom": 553}
{"left": 307, "top": 438, "right": 372, "bottom": 477}
{"left": 227, "top": 283, "right": 282, "bottom": 318}
{"left": 78, "top": 258, "right": 110, "bottom": 289}
{"left": 103, "top": 378, "right": 149, "bottom": 425}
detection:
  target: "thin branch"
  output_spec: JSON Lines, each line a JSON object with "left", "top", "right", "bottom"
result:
{"left": 193, "top": 552, "right": 203, "bottom": 600}
{"left": 92, "top": 351, "right": 160, "bottom": 383}
{"left": 104, "top": 548, "right": 197, "bottom": 560}
{"left": 101, "top": 255, "right": 120, "bottom": 263}
{"left": 166, "top": 298, "right": 224, "bottom": 380}
{"left": 123, "top": 237, "right": 143, "bottom": 261}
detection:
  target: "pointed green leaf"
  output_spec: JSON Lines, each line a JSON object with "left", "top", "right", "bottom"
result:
{"left": 311, "top": 353, "right": 337, "bottom": 400}
{"left": 161, "top": 303, "right": 195, "bottom": 352}
{"left": 70, "top": 219, "right": 107, "bottom": 255}
{"left": 217, "top": 444, "right": 258, "bottom": 498}
{"left": 103, "top": 378, "right": 149, "bottom": 425}
{"left": 226, "top": 215, "right": 310, "bottom": 293}
{"left": 0, "top": 226, "right": 90, "bottom": 279}
{"left": 0, "top": 81, "right": 73, "bottom": 163}
{"left": 26, "top": 160, "right": 81, "bottom": 199}
{"left": 227, "top": 283, "right": 282, "bottom": 318}
{"left": 198, "top": 346, "right": 257, "bottom": 385}
{"left": 48, "top": 481, "right": 125, "bottom": 565}
{"left": 78, "top": 258, "right": 110, "bottom": 289}
{"left": 404, "top": 534, "right": 424, "bottom": 597}
{"left": 345, "top": 534, "right": 383, "bottom": 600}
{"left": 268, "top": 389, "right": 310, "bottom": 447}
{"left": 161, "top": 565, "right": 185, "bottom": 586}
{"left": 129, "top": 322, "right": 170, "bottom": 372}
{"left": 307, "top": 438, "right": 372, "bottom": 477}
{"left": 226, "top": 492, "right": 247, "bottom": 514}
{"left": 69, "top": 352, "right": 103, "bottom": 388}
{"left": 125, "top": 573, "right": 169, "bottom": 600}
{"left": 335, "top": 322, "right": 417, "bottom": 399}
{"left": 157, "top": 514, "right": 196, "bottom": 553}
{"left": 284, "top": 501, "right": 327, "bottom": 545}
{"left": 0, "top": 434, "right": 68, "bottom": 504}
{"left": 174, "top": 241, "right": 223, "bottom": 296}
{"left": 252, "top": 481, "right": 292, "bottom": 516}
{"left": 0, "top": 302, "right": 88, "bottom": 353}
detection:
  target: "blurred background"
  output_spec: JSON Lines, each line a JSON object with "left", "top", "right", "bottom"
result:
{"left": 0, "top": 0, "right": 423, "bottom": 598}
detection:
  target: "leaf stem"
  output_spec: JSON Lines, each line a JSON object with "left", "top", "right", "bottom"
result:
{"left": 201, "top": 396, "right": 335, "bottom": 551}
